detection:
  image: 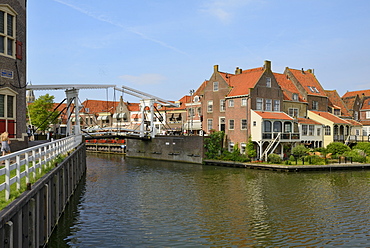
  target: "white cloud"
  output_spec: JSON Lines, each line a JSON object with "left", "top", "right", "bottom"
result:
{"left": 53, "top": 0, "right": 187, "bottom": 55}
{"left": 200, "top": 0, "right": 260, "bottom": 23}
{"left": 119, "top": 74, "right": 166, "bottom": 86}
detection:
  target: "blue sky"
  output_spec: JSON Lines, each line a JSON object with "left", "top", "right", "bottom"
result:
{"left": 27, "top": 0, "right": 370, "bottom": 103}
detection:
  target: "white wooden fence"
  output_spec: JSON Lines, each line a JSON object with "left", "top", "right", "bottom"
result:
{"left": 0, "top": 135, "right": 83, "bottom": 201}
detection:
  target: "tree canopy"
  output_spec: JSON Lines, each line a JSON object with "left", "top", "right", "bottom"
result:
{"left": 28, "top": 94, "right": 59, "bottom": 132}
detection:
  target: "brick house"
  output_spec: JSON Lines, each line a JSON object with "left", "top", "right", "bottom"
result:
{"left": 0, "top": 0, "right": 27, "bottom": 151}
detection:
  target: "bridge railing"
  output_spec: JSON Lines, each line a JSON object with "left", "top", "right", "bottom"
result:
{"left": 0, "top": 135, "right": 83, "bottom": 201}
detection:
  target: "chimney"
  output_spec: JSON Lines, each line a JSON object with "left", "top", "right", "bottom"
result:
{"left": 264, "top": 60, "right": 271, "bottom": 70}
{"left": 214, "top": 65, "right": 219, "bottom": 72}
{"left": 235, "top": 67, "right": 242, "bottom": 75}
{"left": 307, "top": 69, "right": 313, "bottom": 74}
{"left": 301, "top": 68, "right": 305, "bottom": 74}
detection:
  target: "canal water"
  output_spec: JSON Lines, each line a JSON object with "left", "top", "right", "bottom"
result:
{"left": 49, "top": 153, "right": 370, "bottom": 247}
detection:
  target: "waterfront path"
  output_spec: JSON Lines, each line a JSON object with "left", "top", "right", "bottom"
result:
{"left": 204, "top": 159, "right": 370, "bottom": 172}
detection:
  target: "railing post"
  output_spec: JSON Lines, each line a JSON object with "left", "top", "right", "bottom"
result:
{"left": 16, "top": 155, "right": 20, "bottom": 191}
{"left": 25, "top": 152, "right": 29, "bottom": 184}
{"left": 32, "top": 150, "right": 36, "bottom": 180}
{"left": 5, "top": 159, "right": 10, "bottom": 201}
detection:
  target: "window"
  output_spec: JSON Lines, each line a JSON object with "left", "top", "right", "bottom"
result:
{"left": 356, "top": 129, "right": 360, "bottom": 136}
{"left": 189, "top": 108, "right": 195, "bottom": 117}
{"left": 207, "top": 100, "right": 213, "bottom": 112}
{"left": 309, "top": 125, "right": 314, "bottom": 136}
{"left": 0, "top": 88, "right": 17, "bottom": 137}
{"left": 325, "top": 125, "right": 331, "bottom": 135}
{"left": 273, "top": 121, "right": 282, "bottom": 132}
{"left": 265, "top": 99, "right": 272, "bottom": 111}
{"left": 355, "top": 111, "right": 359, "bottom": 120}
{"left": 284, "top": 122, "right": 292, "bottom": 132}
{"left": 256, "top": 98, "right": 263, "bottom": 110}
{"left": 366, "top": 111, "right": 370, "bottom": 119}
{"left": 308, "top": 86, "right": 315, "bottom": 93}
{"left": 253, "top": 121, "right": 256, "bottom": 126}
{"left": 229, "top": 142, "right": 234, "bottom": 152}
{"left": 220, "top": 99, "right": 225, "bottom": 112}
{"left": 302, "top": 125, "right": 308, "bottom": 135}
{"left": 312, "top": 101, "right": 318, "bottom": 110}
{"left": 292, "top": 93, "right": 298, "bottom": 101}
{"left": 229, "top": 119, "right": 235, "bottom": 130}
{"left": 241, "top": 98, "right": 247, "bottom": 106}
{"left": 228, "top": 99, "right": 234, "bottom": 107}
{"left": 264, "top": 121, "right": 272, "bottom": 132}
{"left": 363, "top": 128, "right": 368, "bottom": 136}
{"left": 273, "top": 100, "right": 280, "bottom": 111}
{"left": 0, "top": 6, "right": 16, "bottom": 58}
{"left": 317, "top": 128, "right": 321, "bottom": 136}
{"left": 334, "top": 109, "right": 340, "bottom": 116}
{"left": 241, "top": 143, "right": 246, "bottom": 154}
{"left": 241, "top": 119, "right": 247, "bottom": 130}
{"left": 213, "top": 81, "right": 219, "bottom": 91}
{"left": 312, "top": 87, "right": 320, "bottom": 93}
{"left": 288, "top": 108, "right": 298, "bottom": 117}
{"left": 207, "top": 119, "right": 213, "bottom": 131}
{"left": 266, "top": 77, "right": 271, "bottom": 87}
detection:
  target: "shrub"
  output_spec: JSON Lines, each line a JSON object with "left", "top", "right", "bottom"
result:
{"left": 353, "top": 143, "right": 370, "bottom": 155}
{"left": 289, "top": 155, "right": 296, "bottom": 162}
{"left": 268, "top": 153, "right": 282, "bottom": 164}
{"left": 326, "top": 142, "right": 350, "bottom": 155}
{"left": 343, "top": 149, "right": 366, "bottom": 163}
{"left": 292, "top": 145, "right": 309, "bottom": 158}
{"left": 204, "top": 131, "right": 224, "bottom": 159}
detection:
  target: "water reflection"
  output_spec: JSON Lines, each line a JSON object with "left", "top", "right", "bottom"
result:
{"left": 50, "top": 153, "right": 370, "bottom": 247}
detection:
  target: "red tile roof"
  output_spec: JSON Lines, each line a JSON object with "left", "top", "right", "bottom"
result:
{"left": 325, "top": 90, "right": 350, "bottom": 116}
{"left": 274, "top": 73, "right": 306, "bottom": 102}
{"left": 297, "top": 118, "right": 322, "bottom": 125}
{"left": 287, "top": 68, "right": 326, "bottom": 97}
{"left": 227, "top": 67, "right": 264, "bottom": 97}
{"left": 361, "top": 98, "right": 370, "bottom": 110}
{"left": 310, "top": 111, "right": 350, "bottom": 124}
{"left": 82, "top": 100, "right": 119, "bottom": 114}
{"left": 254, "top": 111, "right": 293, "bottom": 120}
{"left": 345, "top": 119, "right": 362, "bottom": 126}
{"left": 342, "top": 89, "right": 370, "bottom": 98}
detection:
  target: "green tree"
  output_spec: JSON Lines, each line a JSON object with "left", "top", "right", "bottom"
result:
{"left": 246, "top": 136, "right": 257, "bottom": 159}
{"left": 292, "top": 144, "right": 309, "bottom": 158}
{"left": 28, "top": 94, "right": 59, "bottom": 131}
{"left": 204, "top": 131, "right": 224, "bottom": 159}
{"left": 353, "top": 142, "right": 370, "bottom": 155}
{"left": 326, "top": 142, "right": 350, "bottom": 155}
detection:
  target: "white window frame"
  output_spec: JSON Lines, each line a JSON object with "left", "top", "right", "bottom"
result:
{"left": 220, "top": 99, "right": 225, "bottom": 112}
{"left": 228, "top": 99, "right": 234, "bottom": 108}
{"left": 302, "top": 125, "right": 308, "bottom": 136}
{"left": 312, "top": 101, "right": 318, "bottom": 110}
{"left": 292, "top": 93, "right": 298, "bottom": 101}
{"left": 0, "top": 87, "right": 17, "bottom": 135}
{"left": 207, "top": 100, "right": 213, "bottom": 113}
{"left": 256, "top": 98, "right": 263, "bottom": 110}
{"left": 309, "top": 125, "right": 314, "bottom": 136}
{"left": 241, "top": 119, "right": 247, "bottom": 130}
{"left": 265, "top": 99, "right": 272, "bottom": 111}
{"left": 241, "top": 98, "right": 247, "bottom": 106}
{"left": 213, "top": 81, "right": 219, "bottom": 91}
{"left": 229, "top": 119, "right": 235, "bottom": 130}
{"left": 288, "top": 108, "right": 298, "bottom": 117}
{"left": 366, "top": 111, "right": 370, "bottom": 119}
{"left": 0, "top": 5, "right": 17, "bottom": 58}
{"left": 266, "top": 77, "right": 271, "bottom": 87}
{"left": 273, "top": 100, "right": 280, "bottom": 111}
{"left": 207, "top": 119, "right": 213, "bottom": 131}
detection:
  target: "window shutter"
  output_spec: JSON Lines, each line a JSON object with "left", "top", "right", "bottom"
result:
{"left": 16, "top": 40, "right": 22, "bottom": 60}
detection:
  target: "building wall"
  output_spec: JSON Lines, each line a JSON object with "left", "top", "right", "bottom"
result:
{"left": 282, "top": 101, "right": 307, "bottom": 118}
{"left": 0, "top": 0, "right": 28, "bottom": 151}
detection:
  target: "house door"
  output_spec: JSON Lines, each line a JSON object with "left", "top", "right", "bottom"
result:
{"left": 220, "top": 117, "right": 225, "bottom": 132}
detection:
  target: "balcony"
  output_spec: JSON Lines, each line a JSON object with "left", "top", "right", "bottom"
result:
{"left": 262, "top": 132, "right": 300, "bottom": 140}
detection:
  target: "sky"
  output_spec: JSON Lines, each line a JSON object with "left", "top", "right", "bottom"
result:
{"left": 27, "top": 0, "right": 370, "bottom": 104}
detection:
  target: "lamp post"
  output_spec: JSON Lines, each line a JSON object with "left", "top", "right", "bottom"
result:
{"left": 189, "top": 89, "right": 195, "bottom": 135}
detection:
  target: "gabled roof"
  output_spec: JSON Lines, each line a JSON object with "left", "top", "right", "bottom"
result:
{"left": 126, "top": 102, "right": 140, "bottom": 112}
{"left": 274, "top": 73, "right": 306, "bottom": 102}
{"left": 361, "top": 98, "right": 370, "bottom": 110}
{"left": 342, "top": 97, "right": 357, "bottom": 111}
{"left": 287, "top": 68, "right": 327, "bottom": 97}
{"left": 254, "top": 111, "right": 293, "bottom": 120}
{"left": 346, "top": 119, "right": 362, "bottom": 126}
{"left": 310, "top": 111, "right": 350, "bottom": 124}
{"left": 325, "top": 90, "right": 350, "bottom": 116}
{"left": 194, "top": 80, "right": 207, "bottom": 96}
{"left": 227, "top": 67, "right": 264, "bottom": 97}
{"left": 342, "top": 89, "right": 370, "bottom": 99}
{"left": 297, "top": 118, "right": 322, "bottom": 125}
{"left": 81, "top": 100, "right": 119, "bottom": 114}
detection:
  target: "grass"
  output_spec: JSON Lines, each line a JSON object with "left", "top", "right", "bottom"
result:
{"left": 0, "top": 154, "right": 67, "bottom": 210}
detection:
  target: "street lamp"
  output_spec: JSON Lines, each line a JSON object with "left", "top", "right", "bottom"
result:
{"left": 189, "top": 89, "right": 195, "bottom": 135}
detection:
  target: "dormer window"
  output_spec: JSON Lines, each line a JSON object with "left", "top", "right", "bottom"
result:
{"left": 194, "top": 95, "right": 200, "bottom": 102}
{"left": 312, "top": 87, "right": 320, "bottom": 93}
{"left": 292, "top": 93, "right": 298, "bottom": 101}
{"left": 308, "top": 86, "right": 315, "bottom": 93}
{"left": 266, "top": 77, "right": 271, "bottom": 87}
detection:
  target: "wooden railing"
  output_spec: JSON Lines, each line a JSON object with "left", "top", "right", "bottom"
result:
{"left": 0, "top": 135, "right": 82, "bottom": 200}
